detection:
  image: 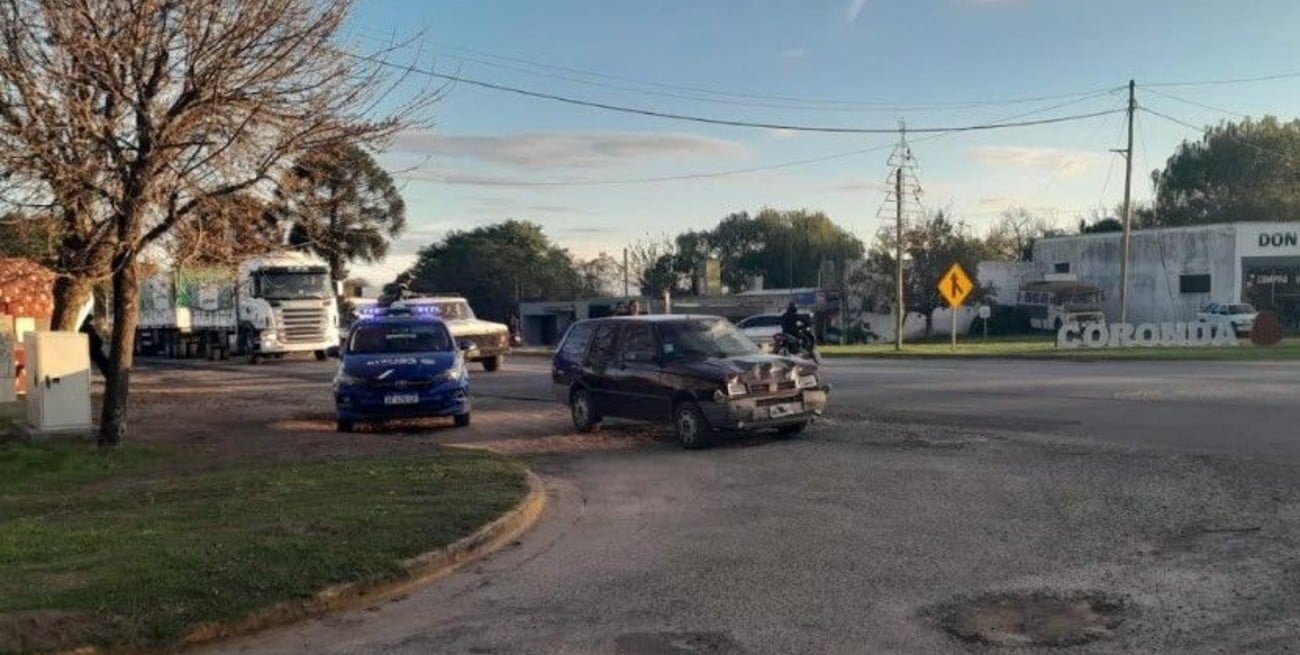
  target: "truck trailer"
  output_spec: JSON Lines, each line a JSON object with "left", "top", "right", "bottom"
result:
{"left": 136, "top": 253, "right": 340, "bottom": 363}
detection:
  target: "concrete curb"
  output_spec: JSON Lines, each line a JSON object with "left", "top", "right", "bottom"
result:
{"left": 53, "top": 470, "right": 547, "bottom": 655}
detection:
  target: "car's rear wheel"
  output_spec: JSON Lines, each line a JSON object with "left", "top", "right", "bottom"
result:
{"left": 483, "top": 355, "right": 502, "bottom": 372}
{"left": 674, "top": 402, "right": 712, "bottom": 450}
{"left": 570, "top": 388, "right": 601, "bottom": 433}
{"left": 453, "top": 413, "right": 471, "bottom": 428}
{"left": 336, "top": 419, "right": 354, "bottom": 433}
{"left": 776, "top": 421, "right": 810, "bottom": 438}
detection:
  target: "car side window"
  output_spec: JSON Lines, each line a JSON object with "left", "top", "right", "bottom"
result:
{"left": 558, "top": 322, "right": 595, "bottom": 362}
{"left": 589, "top": 322, "right": 621, "bottom": 364}
{"left": 623, "top": 323, "right": 657, "bottom": 362}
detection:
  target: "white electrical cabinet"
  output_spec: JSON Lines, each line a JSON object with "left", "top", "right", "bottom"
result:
{"left": 23, "top": 331, "right": 93, "bottom": 433}
{"left": 0, "top": 335, "right": 15, "bottom": 403}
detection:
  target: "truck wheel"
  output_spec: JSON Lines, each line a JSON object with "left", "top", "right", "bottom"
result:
{"left": 482, "top": 356, "right": 502, "bottom": 372}
{"left": 314, "top": 350, "right": 327, "bottom": 361}
{"left": 570, "top": 388, "right": 601, "bottom": 433}
{"left": 453, "top": 413, "right": 471, "bottom": 428}
{"left": 673, "top": 402, "right": 713, "bottom": 450}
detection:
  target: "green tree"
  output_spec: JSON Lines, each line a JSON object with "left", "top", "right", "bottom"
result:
{"left": 1150, "top": 116, "right": 1300, "bottom": 227}
{"left": 865, "top": 211, "right": 991, "bottom": 336}
{"left": 281, "top": 143, "right": 407, "bottom": 290}
{"left": 400, "top": 221, "right": 586, "bottom": 321}
{"left": 662, "top": 209, "right": 864, "bottom": 292}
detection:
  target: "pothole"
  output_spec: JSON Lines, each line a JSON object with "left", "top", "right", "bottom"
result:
{"left": 929, "top": 591, "right": 1127, "bottom": 647}
{"left": 614, "top": 631, "right": 745, "bottom": 654}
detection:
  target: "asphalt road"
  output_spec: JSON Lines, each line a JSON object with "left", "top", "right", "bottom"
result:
{"left": 193, "top": 355, "right": 1300, "bottom": 654}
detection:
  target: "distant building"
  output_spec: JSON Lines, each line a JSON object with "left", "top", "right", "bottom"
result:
{"left": 1030, "top": 222, "right": 1300, "bottom": 329}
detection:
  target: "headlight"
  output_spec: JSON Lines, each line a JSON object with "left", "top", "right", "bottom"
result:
{"left": 334, "top": 371, "right": 361, "bottom": 386}
{"left": 436, "top": 366, "right": 464, "bottom": 383}
{"left": 797, "top": 373, "right": 819, "bottom": 389}
{"left": 725, "top": 377, "right": 747, "bottom": 396}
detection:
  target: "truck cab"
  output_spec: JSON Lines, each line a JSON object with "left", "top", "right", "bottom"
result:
{"left": 390, "top": 296, "right": 511, "bottom": 371}
{"left": 238, "top": 254, "right": 341, "bottom": 362}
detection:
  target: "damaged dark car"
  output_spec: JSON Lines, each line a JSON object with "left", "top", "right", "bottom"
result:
{"left": 552, "top": 315, "right": 831, "bottom": 449}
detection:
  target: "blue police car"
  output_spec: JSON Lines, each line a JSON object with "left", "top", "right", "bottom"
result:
{"left": 329, "top": 305, "right": 472, "bottom": 432}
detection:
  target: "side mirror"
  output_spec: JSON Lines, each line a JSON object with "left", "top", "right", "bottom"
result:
{"left": 334, "top": 281, "right": 345, "bottom": 297}
{"left": 458, "top": 339, "right": 478, "bottom": 352}
{"left": 325, "top": 345, "right": 341, "bottom": 359}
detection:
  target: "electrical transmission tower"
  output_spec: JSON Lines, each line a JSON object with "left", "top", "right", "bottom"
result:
{"left": 877, "top": 121, "right": 926, "bottom": 351}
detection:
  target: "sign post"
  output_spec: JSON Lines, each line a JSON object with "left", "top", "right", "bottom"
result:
{"left": 938, "top": 263, "right": 973, "bottom": 351}
{"left": 978, "top": 305, "right": 991, "bottom": 341}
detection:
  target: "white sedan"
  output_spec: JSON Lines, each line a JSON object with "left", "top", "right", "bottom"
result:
{"left": 1195, "top": 302, "right": 1258, "bottom": 336}
{"left": 736, "top": 312, "right": 812, "bottom": 350}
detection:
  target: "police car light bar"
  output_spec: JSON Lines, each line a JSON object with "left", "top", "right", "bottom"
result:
{"left": 357, "top": 304, "right": 441, "bottom": 319}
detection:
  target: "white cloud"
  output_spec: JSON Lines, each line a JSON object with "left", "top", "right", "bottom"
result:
{"left": 391, "top": 131, "right": 747, "bottom": 169}
{"left": 968, "top": 146, "right": 1102, "bottom": 178}
{"left": 780, "top": 47, "right": 807, "bottom": 59}
{"left": 846, "top": 0, "right": 870, "bottom": 22}
{"left": 767, "top": 128, "right": 797, "bottom": 139}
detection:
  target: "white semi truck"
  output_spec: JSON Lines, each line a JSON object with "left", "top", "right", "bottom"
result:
{"left": 137, "top": 252, "right": 340, "bottom": 363}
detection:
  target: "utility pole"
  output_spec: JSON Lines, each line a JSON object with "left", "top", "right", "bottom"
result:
{"left": 1119, "top": 79, "right": 1136, "bottom": 324}
{"left": 894, "top": 166, "right": 904, "bottom": 351}
{"left": 880, "top": 121, "right": 923, "bottom": 351}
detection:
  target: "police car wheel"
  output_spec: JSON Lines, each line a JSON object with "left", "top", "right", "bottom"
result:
{"left": 336, "top": 419, "right": 354, "bottom": 433}
{"left": 453, "top": 413, "right": 471, "bottom": 428}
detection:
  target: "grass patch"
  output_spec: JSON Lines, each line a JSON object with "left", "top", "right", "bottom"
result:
{"left": 0, "top": 442, "right": 527, "bottom": 654}
{"left": 821, "top": 337, "right": 1300, "bottom": 361}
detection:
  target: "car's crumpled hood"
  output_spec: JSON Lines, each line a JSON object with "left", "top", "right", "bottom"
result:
{"left": 670, "top": 353, "right": 813, "bottom": 382}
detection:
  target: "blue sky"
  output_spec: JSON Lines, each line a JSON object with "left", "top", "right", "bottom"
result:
{"left": 345, "top": 0, "right": 1300, "bottom": 284}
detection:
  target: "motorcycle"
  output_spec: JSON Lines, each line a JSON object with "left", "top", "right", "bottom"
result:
{"left": 773, "top": 330, "right": 822, "bottom": 364}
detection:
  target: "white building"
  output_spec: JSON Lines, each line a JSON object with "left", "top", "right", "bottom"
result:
{"left": 1031, "top": 222, "right": 1300, "bottom": 329}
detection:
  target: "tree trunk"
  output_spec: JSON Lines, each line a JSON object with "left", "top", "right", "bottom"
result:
{"left": 98, "top": 260, "right": 138, "bottom": 448}
{"left": 50, "top": 275, "right": 93, "bottom": 331}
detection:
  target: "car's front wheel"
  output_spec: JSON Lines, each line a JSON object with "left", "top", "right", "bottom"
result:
{"left": 453, "top": 413, "right": 471, "bottom": 428}
{"left": 674, "top": 402, "right": 712, "bottom": 450}
{"left": 336, "top": 419, "right": 354, "bottom": 433}
{"left": 570, "top": 388, "right": 601, "bottom": 433}
{"left": 483, "top": 355, "right": 503, "bottom": 372}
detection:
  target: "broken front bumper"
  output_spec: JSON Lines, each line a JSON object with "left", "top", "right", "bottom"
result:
{"left": 701, "top": 386, "right": 830, "bottom": 431}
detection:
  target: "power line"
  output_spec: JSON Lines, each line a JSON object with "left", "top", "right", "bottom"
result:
{"left": 1139, "top": 87, "right": 1250, "bottom": 118}
{"left": 400, "top": 142, "right": 897, "bottom": 187}
{"left": 351, "top": 52, "right": 1124, "bottom": 134}
{"left": 394, "top": 88, "right": 1123, "bottom": 188}
{"left": 1140, "top": 105, "right": 1300, "bottom": 168}
{"left": 1145, "top": 70, "right": 1300, "bottom": 88}
{"left": 358, "top": 33, "right": 1126, "bottom": 113}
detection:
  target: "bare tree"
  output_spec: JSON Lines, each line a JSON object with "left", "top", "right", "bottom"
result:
{"left": 168, "top": 193, "right": 285, "bottom": 266}
{"left": 0, "top": 0, "right": 433, "bottom": 445}
{"left": 985, "top": 207, "right": 1061, "bottom": 262}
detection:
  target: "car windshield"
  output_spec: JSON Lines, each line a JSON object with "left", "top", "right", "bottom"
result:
{"left": 257, "top": 271, "right": 330, "bottom": 300}
{"left": 1228, "top": 304, "right": 1255, "bottom": 314}
{"left": 658, "top": 318, "right": 758, "bottom": 359}
{"left": 433, "top": 301, "right": 474, "bottom": 320}
{"left": 348, "top": 323, "right": 453, "bottom": 354}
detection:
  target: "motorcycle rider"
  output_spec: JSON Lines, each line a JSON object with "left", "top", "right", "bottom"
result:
{"left": 780, "top": 301, "right": 814, "bottom": 353}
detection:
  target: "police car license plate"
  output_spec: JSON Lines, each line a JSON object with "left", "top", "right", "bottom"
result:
{"left": 384, "top": 393, "right": 420, "bottom": 406}
{"left": 768, "top": 402, "right": 802, "bottom": 418}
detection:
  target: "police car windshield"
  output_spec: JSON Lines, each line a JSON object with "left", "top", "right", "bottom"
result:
{"left": 348, "top": 323, "right": 453, "bottom": 354}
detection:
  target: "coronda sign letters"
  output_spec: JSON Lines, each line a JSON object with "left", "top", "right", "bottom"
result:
{"left": 1057, "top": 321, "right": 1239, "bottom": 349}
